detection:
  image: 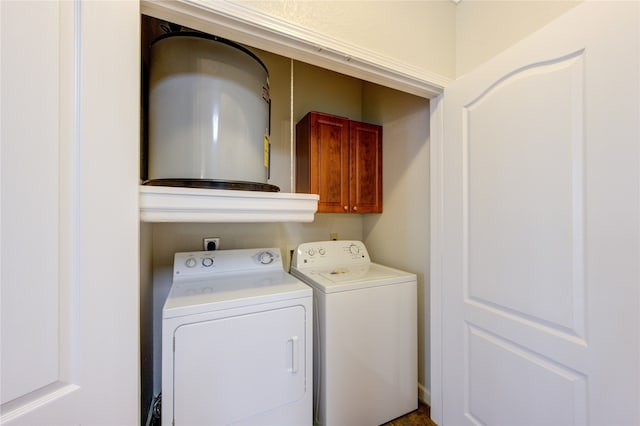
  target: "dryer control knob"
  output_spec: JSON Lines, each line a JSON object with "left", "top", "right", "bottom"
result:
{"left": 349, "top": 244, "right": 360, "bottom": 255}
{"left": 202, "top": 257, "right": 214, "bottom": 267}
{"left": 185, "top": 257, "right": 197, "bottom": 268}
{"left": 257, "top": 251, "right": 275, "bottom": 264}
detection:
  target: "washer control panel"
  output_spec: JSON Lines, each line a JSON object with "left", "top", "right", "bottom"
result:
{"left": 292, "top": 240, "right": 370, "bottom": 268}
{"left": 174, "top": 248, "right": 282, "bottom": 280}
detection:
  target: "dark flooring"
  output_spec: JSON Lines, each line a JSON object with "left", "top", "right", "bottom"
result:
{"left": 147, "top": 399, "right": 436, "bottom": 426}
{"left": 382, "top": 402, "right": 437, "bottom": 426}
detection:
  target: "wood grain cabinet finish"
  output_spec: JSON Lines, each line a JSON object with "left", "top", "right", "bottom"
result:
{"left": 296, "top": 111, "right": 382, "bottom": 213}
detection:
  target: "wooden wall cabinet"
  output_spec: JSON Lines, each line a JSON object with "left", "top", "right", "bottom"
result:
{"left": 296, "top": 111, "right": 382, "bottom": 213}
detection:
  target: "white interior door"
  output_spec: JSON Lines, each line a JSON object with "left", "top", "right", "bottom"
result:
{"left": 1, "top": 1, "right": 140, "bottom": 424}
{"left": 431, "top": 2, "right": 639, "bottom": 425}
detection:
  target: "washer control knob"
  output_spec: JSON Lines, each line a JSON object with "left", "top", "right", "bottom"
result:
{"left": 185, "top": 257, "right": 197, "bottom": 268}
{"left": 349, "top": 244, "right": 360, "bottom": 255}
{"left": 202, "top": 257, "right": 214, "bottom": 267}
{"left": 257, "top": 251, "right": 275, "bottom": 264}
{"left": 308, "top": 248, "right": 316, "bottom": 256}
{"left": 319, "top": 248, "right": 326, "bottom": 255}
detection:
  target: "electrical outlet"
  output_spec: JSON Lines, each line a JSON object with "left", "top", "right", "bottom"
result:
{"left": 203, "top": 237, "right": 220, "bottom": 251}
{"left": 330, "top": 232, "right": 338, "bottom": 241}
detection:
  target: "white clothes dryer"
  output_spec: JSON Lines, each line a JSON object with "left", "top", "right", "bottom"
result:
{"left": 291, "top": 241, "right": 417, "bottom": 426}
{"left": 162, "top": 248, "right": 312, "bottom": 426}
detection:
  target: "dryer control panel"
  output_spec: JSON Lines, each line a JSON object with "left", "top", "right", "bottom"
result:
{"left": 174, "top": 248, "right": 282, "bottom": 280}
{"left": 292, "top": 240, "right": 371, "bottom": 268}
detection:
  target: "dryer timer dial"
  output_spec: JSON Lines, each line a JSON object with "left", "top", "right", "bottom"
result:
{"left": 256, "top": 250, "right": 276, "bottom": 264}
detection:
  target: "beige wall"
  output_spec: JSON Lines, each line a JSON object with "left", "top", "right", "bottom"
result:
{"left": 238, "top": 0, "right": 580, "bottom": 81}
{"left": 361, "top": 82, "right": 431, "bottom": 398}
{"left": 293, "top": 60, "right": 364, "bottom": 122}
{"left": 455, "top": 0, "right": 580, "bottom": 77}
{"left": 237, "top": 0, "right": 457, "bottom": 79}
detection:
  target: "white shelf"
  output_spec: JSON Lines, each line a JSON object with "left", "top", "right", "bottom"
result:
{"left": 139, "top": 185, "right": 319, "bottom": 223}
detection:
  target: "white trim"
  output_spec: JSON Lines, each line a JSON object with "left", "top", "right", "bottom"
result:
{"left": 57, "top": 0, "right": 82, "bottom": 386}
{"left": 429, "top": 93, "right": 445, "bottom": 425}
{"left": 0, "top": 383, "right": 80, "bottom": 423}
{"left": 140, "top": 0, "right": 449, "bottom": 99}
{"left": 139, "top": 186, "right": 318, "bottom": 223}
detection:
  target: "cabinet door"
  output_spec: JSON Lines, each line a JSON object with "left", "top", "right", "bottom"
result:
{"left": 349, "top": 121, "right": 383, "bottom": 213}
{"left": 297, "top": 112, "right": 349, "bottom": 213}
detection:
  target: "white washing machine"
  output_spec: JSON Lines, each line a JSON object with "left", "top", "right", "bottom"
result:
{"left": 291, "top": 240, "right": 417, "bottom": 426}
{"left": 162, "top": 248, "right": 312, "bottom": 426}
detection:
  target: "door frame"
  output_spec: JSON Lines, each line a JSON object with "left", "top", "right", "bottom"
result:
{"left": 429, "top": 94, "right": 445, "bottom": 425}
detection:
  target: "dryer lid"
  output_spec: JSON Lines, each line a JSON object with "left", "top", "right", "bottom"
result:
{"left": 163, "top": 270, "right": 311, "bottom": 318}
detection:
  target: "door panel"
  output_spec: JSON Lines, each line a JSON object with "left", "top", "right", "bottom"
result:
{"left": 316, "top": 115, "right": 349, "bottom": 211}
{"left": 1, "top": 0, "right": 61, "bottom": 405}
{"left": 465, "top": 51, "right": 585, "bottom": 336}
{"left": 466, "top": 326, "right": 587, "bottom": 426}
{"left": 433, "top": 2, "right": 639, "bottom": 425}
{"left": 349, "top": 121, "right": 382, "bottom": 213}
{"left": 295, "top": 112, "right": 349, "bottom": 213}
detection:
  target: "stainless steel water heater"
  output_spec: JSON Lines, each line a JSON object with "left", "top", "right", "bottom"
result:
{"left": 146, "top": 32, "right": 278, "bottom": 192}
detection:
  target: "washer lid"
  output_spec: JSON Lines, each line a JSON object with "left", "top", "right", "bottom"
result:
{"left": 292, "top": 263, "right": 416, "bottom": 293}
{"left": 163, "top": 270, "right": 311, "bottom": 319}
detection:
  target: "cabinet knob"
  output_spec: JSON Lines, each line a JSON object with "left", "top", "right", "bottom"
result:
{"left": 353, "top": 206, "right": 358, "bottom": 212}
{"left": 343, "top": 205, "right": 348, "bottom": 211}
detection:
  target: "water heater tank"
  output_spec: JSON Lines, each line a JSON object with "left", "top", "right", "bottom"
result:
{"left": 146, "top": 32, "right": 278, "bottom": 192}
